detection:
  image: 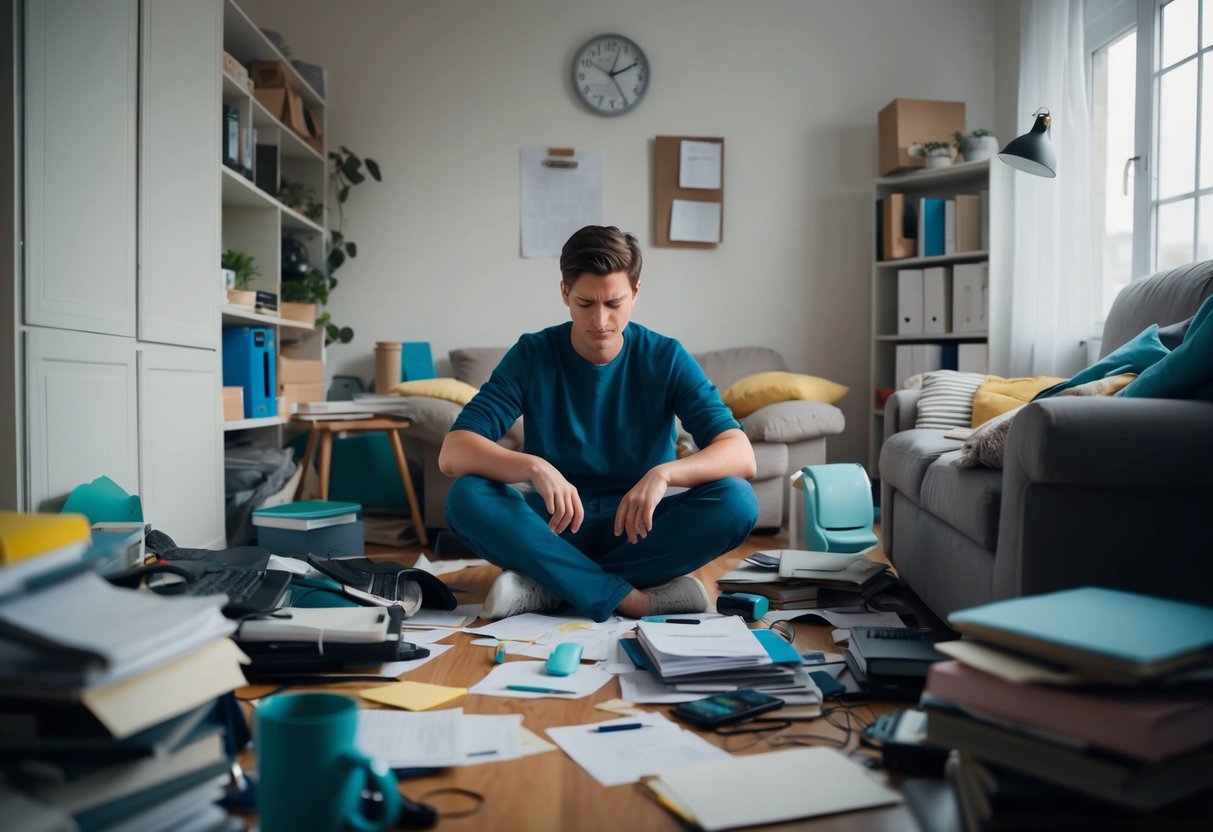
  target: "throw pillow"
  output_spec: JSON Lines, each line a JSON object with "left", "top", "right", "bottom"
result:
{"left": 952, "top": 405, "right": 1022, "bottom": 470}
{"left": 971, "top": 376, "right": 1066, "bottom": 427}
{"left": 389, "top": 378, "right": 479, "bottom": 405}
{"left": 913, "top": 371, "right": 988, "bottom": 430}
{"left": 1118, "top": 292, "right": 1213, "bottom": 401}
{"left": 1034, "top": 324, "right": 1170, "bottom": 399}
{"left": 720, "top": 371, "right": 848, "bottom": 419}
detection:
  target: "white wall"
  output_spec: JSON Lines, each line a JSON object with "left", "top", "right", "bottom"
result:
{"left": 242, "top": 0, "right": 999, "bottom": 465}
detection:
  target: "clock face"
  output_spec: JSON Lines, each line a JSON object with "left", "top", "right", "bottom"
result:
{"left": 572, "top": 34, "right": 649, "bottom": 116}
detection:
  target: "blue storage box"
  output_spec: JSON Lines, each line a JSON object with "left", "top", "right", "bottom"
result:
{"left": 400, "top": 342, "right": 435, "bottom": 381}
{"left": 257, "top": 519, "right": 364, "bottom": 558}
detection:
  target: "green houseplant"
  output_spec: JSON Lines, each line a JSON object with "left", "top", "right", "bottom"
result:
{"left": 913, "top": 140, "right": 953, "bottom": 169}
{"left": 952, "top": 128, "right": 999, "bottom": 162}
{"left": 280, "top": 146, "right": 382, "bottom": 345}
{"left": 221, "top": 249, "right": 260, "bottom": 307}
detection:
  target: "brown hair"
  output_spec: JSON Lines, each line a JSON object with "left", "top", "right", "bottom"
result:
{"left": 559, "top": 225, "right": 642, "bottom": 289}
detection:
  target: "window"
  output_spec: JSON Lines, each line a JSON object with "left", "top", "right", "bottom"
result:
{"left": 1087, "top": 0, "right": 1212, "bottom": 316}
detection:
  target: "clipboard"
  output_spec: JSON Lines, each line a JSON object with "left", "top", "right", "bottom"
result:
{"left": 653, "top": 136, "right": 724, "bottom": 248}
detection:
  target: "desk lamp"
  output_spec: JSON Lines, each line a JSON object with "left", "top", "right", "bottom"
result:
{"left": 998, "top": 107, "right": 1056, "bottom": 177}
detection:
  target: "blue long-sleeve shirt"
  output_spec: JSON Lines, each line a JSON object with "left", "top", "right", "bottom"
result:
{"left": 450, "top": 322, "right": 739, "bottom": 496}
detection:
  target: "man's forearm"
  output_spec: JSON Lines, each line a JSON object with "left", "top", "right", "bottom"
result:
{"left": 438, "top": 429, "right": 540, "bottom": 483}
{"left": 659, "top": 429, "right": 756, "bottom": 488}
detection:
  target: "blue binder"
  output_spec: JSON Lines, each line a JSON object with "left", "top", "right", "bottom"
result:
{"left": 222, "top": 327, "right": 276, "bottom": 418}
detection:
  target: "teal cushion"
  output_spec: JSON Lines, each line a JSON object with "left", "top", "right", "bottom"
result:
{"left": 1118, "top": 293, "right": 1213, "bottom": 401}
{"left": 1035, "top": 325, "right": 1171, "bottom": 399}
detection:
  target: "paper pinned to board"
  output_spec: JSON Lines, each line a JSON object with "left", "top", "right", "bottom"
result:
{"left": 520, "top": 147, "right": 603, "bottom": 257}
{"left": 669, "top": 199, "right": 721, "bottom": 243}
{"left": 679, "top": 140, "right": 722, "bottom": 189}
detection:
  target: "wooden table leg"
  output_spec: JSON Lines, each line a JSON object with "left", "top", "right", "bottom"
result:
{"left": 294, "top": 428, "right": 319, "bottom": 500}
{"left": 388, "top": 429, "right": 429, "bottom": 547}
{"left": 318, "top": 430, "right": 333, "bottom": 500}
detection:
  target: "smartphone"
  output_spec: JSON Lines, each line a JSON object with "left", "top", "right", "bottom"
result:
{"left": 671, "top": 689, "right": 785, "bottom": 728}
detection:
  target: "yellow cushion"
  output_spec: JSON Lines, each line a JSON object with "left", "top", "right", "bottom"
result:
{"left": 388, "top": 378, "right": 478, "bottom": 406}
{"left": 721, "top": 371, "right": 848, "bottom": 419}
{"left": 971, "top": 375, "right": 1067, "bottom": 427}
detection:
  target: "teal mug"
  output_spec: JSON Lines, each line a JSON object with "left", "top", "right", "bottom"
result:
{"left": 256, "top": 693, "right": 400, "bottom": 832}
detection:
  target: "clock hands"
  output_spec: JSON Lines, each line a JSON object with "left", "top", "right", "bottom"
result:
{"left": 610, "top": 61, "right": 638, "bottom": 77}
{"left": 610, "top": 75, "right": 628, "bottom": 105}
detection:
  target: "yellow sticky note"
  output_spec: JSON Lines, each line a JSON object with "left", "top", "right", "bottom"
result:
{"left": 557, "top": 621, "right": 593, "bottom": 632}
{"left": 359, "top": 680, "right": 466, "bottom": 711}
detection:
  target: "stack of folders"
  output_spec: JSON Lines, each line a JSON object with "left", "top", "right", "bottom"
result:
{"left": 716, "top": 549, "right": 898, "bottom": 610}
{"left": 628, "top": 618, "right": 820, "bottom": 705}
{"left": 252, "top": 499, "right": 364, "bottom": 558}
{"left": 0, "top": 513, "right": 247, "bottom": 831}
{"left": 922, "top": 587, "right": 1213, "bottom": 829}
{"left": 843, "top": 626, "right": 948, "bottom": 697}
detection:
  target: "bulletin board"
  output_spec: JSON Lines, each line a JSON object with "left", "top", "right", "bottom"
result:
{"left": 653, "top": 136, "right": 725, "bottom": 248}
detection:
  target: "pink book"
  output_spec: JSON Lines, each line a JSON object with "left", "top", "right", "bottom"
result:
{"left": 925, "top": 660, "right": 1213, "bottom": 763}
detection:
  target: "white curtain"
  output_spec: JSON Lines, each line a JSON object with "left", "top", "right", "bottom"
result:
{"left": 1005, "top": 0, "right": 1097, "bottom": 377}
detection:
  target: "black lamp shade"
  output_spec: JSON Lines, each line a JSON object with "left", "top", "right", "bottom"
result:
{"left": 999, "top": 112, "right": 1056, "bottom": 178}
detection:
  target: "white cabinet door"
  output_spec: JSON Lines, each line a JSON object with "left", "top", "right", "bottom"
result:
{"left": 139, "top": 0, "right": 221, "bottom": 349}
{"left": 138, "top": 344, "right": 225, "bottom": 547}
{"left": 25, "top": 328, "right": 139, "bottom": 512}
{"left": 24, "top": 0, "right": 137, "bottom": 337}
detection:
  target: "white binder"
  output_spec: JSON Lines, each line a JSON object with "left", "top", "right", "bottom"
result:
{"left": 897, "top": 269, "right": 924, "bottom": 334}
{"left": 922, "top": 267, "right": 951, "bottom": 333}
{"left": 951, "top": 262, "right": 988, "bottom": 334}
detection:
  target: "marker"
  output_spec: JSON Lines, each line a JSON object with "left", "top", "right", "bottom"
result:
{"left": 663, "top": 619, "right": 701, "bottom": 625}
{"left": 592, "top": 723, "right": 649, "bottom": 733}
{"left": 494, "top": 641, "right": 506, "bottom": 664}
{"left": 506, "top": 684, "right": 578, "bottom": 695}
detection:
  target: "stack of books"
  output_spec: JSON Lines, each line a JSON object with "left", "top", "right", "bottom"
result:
{"left": 716, "top": 549, "right": 898, "bottom": 610}
{"left": 843, "top": 626, "right": 948, "bottom": 697}
{"left": 922, "top": 587, "right": 1213, "bottom": 829}
{"left": 252, "top": 498, "right": 364, "bottom": 558}
{"left": 0, "top": 512, "right": 248, "bottom": 830}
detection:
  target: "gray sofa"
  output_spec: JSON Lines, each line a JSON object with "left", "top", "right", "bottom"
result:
{"left": 396, "top": 345, "right": 845, "bottom": 533}
{"left": 879, "top": 261, "right": 1213, "bottom": 621}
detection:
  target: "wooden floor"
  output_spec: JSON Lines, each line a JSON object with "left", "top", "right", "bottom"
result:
{"left": 238, "top": 526, "right": 936, "bottom": 831}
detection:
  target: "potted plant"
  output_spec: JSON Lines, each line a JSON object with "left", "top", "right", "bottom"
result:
{"left": 280, "top": 146, "right": 382, "bottom": 345}
{"left": 953, "top": 128, "right": 999, "bottom": 162}
{"left": 913, "top": 141, "right": 953, "bottom": 169}
{"left": 221, "top": 249, "right": 259, "bottom": 307}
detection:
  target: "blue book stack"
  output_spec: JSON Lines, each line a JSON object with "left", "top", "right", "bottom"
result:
{"left": 251, "top": 499, "right": 364, "bottom": 558}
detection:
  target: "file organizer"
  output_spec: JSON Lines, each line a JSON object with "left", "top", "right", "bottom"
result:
{"left": 222, "top": 326, "right": 277, "bottom": 418}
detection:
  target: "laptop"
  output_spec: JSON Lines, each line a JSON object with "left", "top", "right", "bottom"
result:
{"left": 141, "top": 559, "right": 291, "bottom": 618}
{"left": 306, "top": 555, "right": 457, "bottom": 610}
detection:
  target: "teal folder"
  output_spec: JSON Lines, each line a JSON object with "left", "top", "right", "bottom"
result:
{"left": 948, "top": 587, "right": 1213, "bottom": 678}
{"left": 252, "top": 500, "right": 361, "bottom": 520}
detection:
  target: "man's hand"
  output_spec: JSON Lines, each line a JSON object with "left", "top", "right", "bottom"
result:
{"left": 531, "top": 458, "right": 585, "bottom": 535}
{"left": 614, "top": 466, "right": 670, "bottom": 544}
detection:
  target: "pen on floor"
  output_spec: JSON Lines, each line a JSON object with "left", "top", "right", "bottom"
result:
{"left": 591, "top": 723, "right": 650, "bottom": 733}
{"left": 505, "top": 684, "right": 578, "bottom": 695}
{"left": 663, "top": 619, "right": 701, "bottom": 625}
{"left": 494, "top": 640, "right": 506, "bottom": 664}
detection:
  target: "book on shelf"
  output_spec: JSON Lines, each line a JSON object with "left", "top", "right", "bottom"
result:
{"left": 943, "top": 199, "right": 956, "bottom": 255}
{"left": 923, "top": 701, "right": 1213, "bottom": 812}
{"left": 954, "top": 194, "right": 981, "bottom": 252}
{"left": 918, "top": 197, "right": 946, "bottom": 257}
{"left": 947, "top": 586, "right": 1213, "bottom": 682}
{"left": 250, "top": 499, "right": 362, "bottom": 531}
{"left": 881, "top": 193, "right": 917, "bottom": 260}
{"left": 925, "top": 659, "right": 1213, "bottom": 763}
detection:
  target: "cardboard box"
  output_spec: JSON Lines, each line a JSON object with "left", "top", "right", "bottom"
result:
{"left": 281, "top": 382, "right": 325, "bottom": 412}
{"left": 222, "top": 387, "right": 244, "bottom": 421}
{"left": 222, "top": 51, "right": 249, "bottom": 88}
{"left": 278, "top": 356, "right": 324, "bottom": 384}
{"left": 878, "top": 99, "right": 966, "bottom": 175}
{"left": 253, "top": 87, "right": 309, "bottom": 138}
{"left": 249, "top": 60, "right": 294, "bottom": 91}
{"left": 280, "top": 302, "right": 316, "bottom": 325}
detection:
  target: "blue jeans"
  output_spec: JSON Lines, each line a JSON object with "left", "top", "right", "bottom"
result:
{"left": 446, "top": 475, "right": 759, "bottom": 621}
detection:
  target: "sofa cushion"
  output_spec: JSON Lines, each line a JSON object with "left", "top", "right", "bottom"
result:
{"left": 741, "top": 400, "right": 845, "bottom": 444}
{"left": 972, "top": 376, "right": 1066, "bottom": 426}
{"left": 752, "top": 441, "right": 788, "bottom": 481}
{"left": 721, "top": 372, "right": 848, "bottom": 418}
{"left": 878, "top": 429, "right": 964, "bottom": 506}
{"left": 914, "top": 371, "right": 986, "bottom": 429}
{"left": 449, "top": 347, "right": 509, "bottom": 388}
{"left": 1101, "top": 260, "right": 1213, "bottom": 355}
{"left": 692, "top": 346, "right": 787, "bottom": 389}
{"left": 920, "top": 451, "right": 1003, "bottom": 550}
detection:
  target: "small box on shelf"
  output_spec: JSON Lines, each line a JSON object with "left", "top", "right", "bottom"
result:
{"left": 280, "top": 302, "right": 316, "bottom": 325}
{"left": 878, "top": 99, "right": 965, "bottom": 176}
{"left": 278, "top": 355, "right": 324, "bottom": 385}
{"left": 222, "top": 387, "right": 244, "bottom": 421}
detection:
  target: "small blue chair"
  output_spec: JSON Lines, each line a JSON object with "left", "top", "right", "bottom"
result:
{"left": 799, "top": 463, "right": 878, "bottom": 553}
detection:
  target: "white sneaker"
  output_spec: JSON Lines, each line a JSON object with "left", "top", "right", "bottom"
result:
{"left": 644, "top": 575, "right": 711, "bottom": 615}
{"left": 482, "top": 570, "right": 563, "bottom": 619}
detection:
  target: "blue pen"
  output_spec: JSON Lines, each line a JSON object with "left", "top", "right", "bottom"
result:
{"left": 506, "top": 684, "right": 577, "bottom": 695}
{"left": 592, "top": 723, "right": 649, "bottom": 733}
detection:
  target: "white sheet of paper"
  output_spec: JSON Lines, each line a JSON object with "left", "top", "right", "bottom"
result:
{"left": 380, "top": 643, "right": 453, "bottom": 677}
{"left": 547, "top": 714, "right": 728, "bottom": 787}
{"left": 618, "top": 670, "right": 704, "bottom": 704}
{"left": 648, "top": 747, "right": 900, "bottom": 830}
{"left": 669, "top": 200, "right": 721, "bottom": 243}
{"left": 765, "top": 609, "right": 907, "bottom": 629}
{"left": 638, "top": 616, "right": 767, "bottom": 659}
{"left": 357, "top": 708, "right": 464, "bottom": 768}
{"left": 521, "top": 148, "right": 603, "bottom": 257}
{"left": 461, "top": 713, "right": 523, "bottom": 764}
{"left": 267, "top": 554, "right": 314, "bottom": 575}
{"left": 679, "top": 140, "right": 722, "bottom": 189}
{"left": 519, "top": 727, "right": 558, "bottom": 757}
{"left": 405, "top": 610, "right": 472, "bottom": 629}
{"left": 412, "top": 553, "right": 488, "bottom": 577}
{"left": 469, "top": 660, "right": 612, "bottom": 699}
{"left": 397, "top": 628, "right": 461, "bottom": 646}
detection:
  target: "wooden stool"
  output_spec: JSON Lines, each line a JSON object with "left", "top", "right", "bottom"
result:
{"left": 291, "top": 416, "right": 428, "bottom": 547}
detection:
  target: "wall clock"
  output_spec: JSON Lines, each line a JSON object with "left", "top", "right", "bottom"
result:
{"left": 572, "top": 34, "right": 650, "bottom": 116}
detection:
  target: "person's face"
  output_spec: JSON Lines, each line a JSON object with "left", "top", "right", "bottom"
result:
{"left": 561, "top": 270, "right": 639, "bottom": 363}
